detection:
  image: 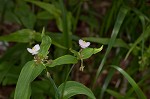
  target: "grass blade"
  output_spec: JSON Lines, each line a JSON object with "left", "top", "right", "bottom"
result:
{"left": 59, "top": 0, "right": 72, "bottom": 50}
{"left": 100, "top": 69, "right": 115, "bottom": 99}
{"left": 93, "top": 6, "right": 129, "bottom": 87}
{"left": 25, "top": 0, "right": 61, "bottom": 17}
{"left": 111, "top": 65, "right": 146, "bottom": 99}
{"left": 83, "top": 37, "right": 129, "bottom": 49}
{"left": 106, "top": 89, "right": 124, "bottom": 98}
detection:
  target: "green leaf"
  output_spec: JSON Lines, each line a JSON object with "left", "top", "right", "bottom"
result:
{"left": 69, "top": 48, "right": 79, "bottom": 58}
{"left": 58, "top": 0, "right": 72, "bottom": 50}
{"left": 38, "top": 35, "right": 51, "bottom": 58}
{"left": 132, "top": 8, "right": 150, "bottom": 30}
{"left": 80, "top": 15, "right": 99, "bottom": 29}
{"left": 47, "top": 32, "right": 67, "bottom": 49}
{"left": 46, "top": 55, "right": 78, "bottom": 67}
{"left": 26, "top": 0, "right": 61, "bottom": 18}
{"left": 56, "top": 12, "right": 72, "bottom": 32}
{"left": 37, "top": 11, "right": 54, "bottom": 20}
{"left": 58, "top": 81, "right": 96, "bottom": 99}
{"left": 0, "top": 29, "right": 41, "bottom": 43}
{"left": 125, "top": 25, "right": 150, "bottom": 60}
{"left": 2, "top": 1, "right": 21, "bottom": 24}
{"left": 83, "top": 37, "right": 129, "bottom": 49}
{"left": 111, "top": 65, "right": 146, "bottom": 99}
{"left": 14, "top": 1, "right": 36, "bottom": 29}
{"left": 106, "top": 89, "right": 124, "bottom": 99}
{"left": 0, "top": 62, "right": 11, "bottom": 84}
{"left": 100, "top": 69, "right": 115, "bottom": 99}
{"left": 14, "top": 61, "right": 45, "bottom": 99}
{"left": 81, "top": 46, "right": 103, "bottom": 59}
{"left": 94, "top": 7, "right": 129, "bottom": 96}
{"left": 52, "top": 40, "right": 67, "bottom": 49}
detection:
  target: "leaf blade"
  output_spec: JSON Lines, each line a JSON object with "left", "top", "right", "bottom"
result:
{"left": 0, "top": 29, "right": 41, "bottom": 43}
{"left": 81, "top": 46, "right": 103, "bottom": 59}
{"left": 38, "top": 35, "right": 51, "bottom": 58}
{"left": 58, "top": 81, "right": 96, "bottom": 99}
{"left": 14, "top": 61, "right": 45, "bottom": 99}
{"left": 111, "top": 65, "right": 146, "bottom": 99}
{"left": 46, "top": 55, "right": 78, "bottom": 67}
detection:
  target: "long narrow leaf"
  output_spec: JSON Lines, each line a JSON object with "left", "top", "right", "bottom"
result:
{"left": 111, "top": 65, "right": 146, "bottom": 99}
{"left": 59, "top": 0, "right": 72, "bottom": 49}
{"left": 100, "top": 69, "right": 115, "bottom": 98}
{"left": 94, "top": 6, "right": 129, "bottom": 88}
{"left": 25, "top": 0, "right": 61, "bottom": 17}
{"left": 83, "top": 37, "right": 129, "bottom": 49}
{"left": 106, "top": 89, "right": 124, "bottom": 98}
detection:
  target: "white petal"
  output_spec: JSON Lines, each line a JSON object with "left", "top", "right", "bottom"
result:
{"left": 33, "top": 44, "right": 40, "bottom": 51}
{"left": 32, "top": 51, "right": 38, "bottom": 55}
{"left": 80, "top": 45, "right": 85, "bottom": 48}
{"left": 86, "top": 42, "right": 90, "bottom": 47}
{"left": 27, "top": 48, "right": 33, "bottom": 54}
{"left": 79, "top": 39, "right": 84, "bottom": 45}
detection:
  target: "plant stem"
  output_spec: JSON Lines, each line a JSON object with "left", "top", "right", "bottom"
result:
{"left": 60, "top": 64, "right": 75, "bottom": 99}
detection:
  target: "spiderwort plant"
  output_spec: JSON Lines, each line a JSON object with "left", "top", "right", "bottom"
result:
{"left": 15, "top": 32, "right": 101, "bottom": 99}
{"left": 14, "top": 34, "right": 52, "bottom": 99}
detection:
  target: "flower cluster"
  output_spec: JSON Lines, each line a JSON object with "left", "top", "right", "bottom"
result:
{"left": 27, "top": 39, "right": 91, "bottom": 71}
{"left": 27, "top": 39, "right": 90, "bottom": 55}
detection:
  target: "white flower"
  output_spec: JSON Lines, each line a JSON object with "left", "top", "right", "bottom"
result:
{"left": 27, "top": 44, "right": 40, "bottom": 55}
{"left": 79, "top": 39, "right": 90, "bottom": 48}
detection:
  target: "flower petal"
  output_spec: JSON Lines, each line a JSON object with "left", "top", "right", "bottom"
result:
{"left": 27, "top": 48, "right": 33, "bottom": 54}
{"left": 86, "top": 42, "right": 90, "bottom": 47}
{"left": 80, "top": 45, "right": 86, "bottom": 48}
{"left": 79, "top": 39, "right": 90, "bottom": 48}
{"left": 27, "top": 44, "right": 40, "bottom": 55}
{"left": 32, "top": 51, "right": 38, "bottom": 55}
{"left": 33, "top": 44, "right": 40, "bottom": 51}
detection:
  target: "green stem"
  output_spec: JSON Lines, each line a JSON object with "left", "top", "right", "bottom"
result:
{"left": 45, "top": 66, "right": 60, "bottom": 99}
{"left": 48, "top": 72, "right": 61, "bottom": 99}
{"left": 60, "top": 64, "right": 75, "bottom": 99}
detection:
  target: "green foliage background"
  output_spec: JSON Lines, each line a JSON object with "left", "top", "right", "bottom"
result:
{"left": 0, "top": 0, "right": 150, "bottom": 99}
